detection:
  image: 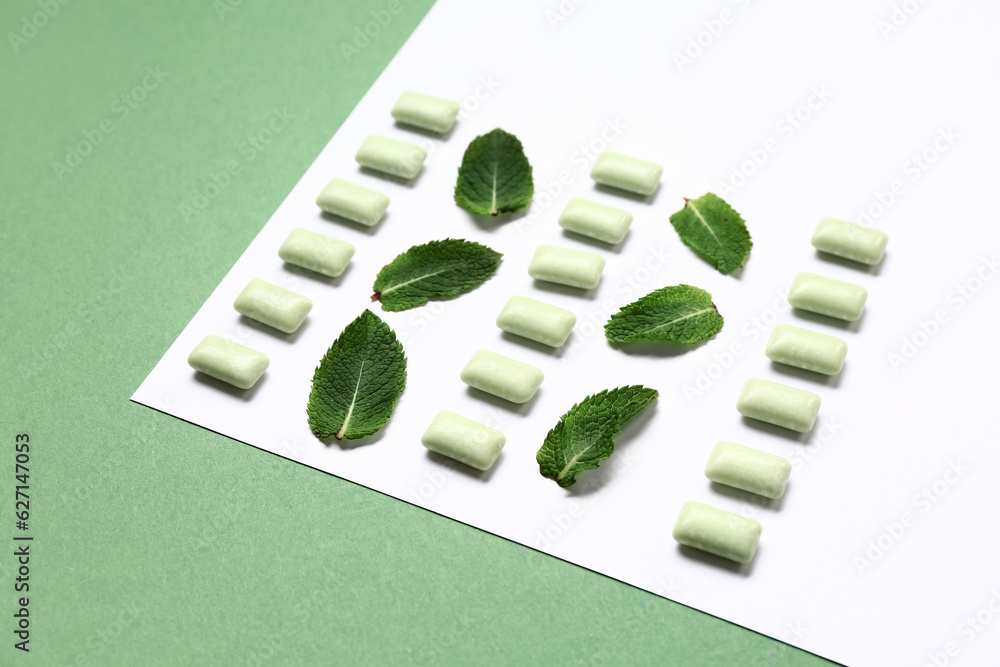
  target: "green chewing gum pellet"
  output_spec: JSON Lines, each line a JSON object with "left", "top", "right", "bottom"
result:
{"left": 233, "top": 279, "right": 312, "bottom": 334}
{"left": 460, "top": 349, "right": 544, "bottom": 404}
{"left": 589, "top": 151, "right": 663, "bottom": 196}
{"left": 391, "top": 91, "right": 460, "bottom": 134}
{"left": 187, "top": 335, "right": 269, "bottom": 390}
{"left": 672, "top": 500, "right": 763, "bottom": 564}
{"left": 355, "top": 134, "right": 428, "bottom": 179}
{"left": 765, "top": 324, "right": 847, "bottom": 375}
{"left": 528, "top": 244, "right": 605, "bottom": 289}
{"left": 495, "top": 295, "right": 576, "bottom": 348}
{"left": 787, "top": 272, "right": 868, "bottom": 322}
{"left": 558, "top": 198, "right": 634, "bottom": 244}
{"left": 811, "top": 217, "right": 888, "bottom": 265}
{"left": 736, "top": 378, "right": 821, "bottom": 433}
{"left": 705, "top": 441, "right": 792, "bottom": 500}
{"left": 278, "top": 228, "right": 355, "bottom": 278}
{"left": 315, "top": 178, "right": 390, "bottom": 226}
{"left": 420, "top": 411, "right": 506, "bottom": 471}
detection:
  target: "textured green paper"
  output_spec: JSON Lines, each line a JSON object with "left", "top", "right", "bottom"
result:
{"left": 307, "top": 310, "right": 407, "bottom": 440}
{"left": 605, "top": 285, "right": 723, "bottom": 344}
{"left": 537, "top": 386, "right": 658, "bottom": 488}
{"left": 668, "top": 193, "right": 752, "bottom": 274}
{"left": 454, "top": 128, "right": 534, "bottom": 216}
{"left": 372, "top": 239, "right": 502, "bottom": 311}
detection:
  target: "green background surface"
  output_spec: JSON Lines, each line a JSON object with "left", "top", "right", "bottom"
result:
{"left": 1, "top": 1, "right": 836, "bottom": 664}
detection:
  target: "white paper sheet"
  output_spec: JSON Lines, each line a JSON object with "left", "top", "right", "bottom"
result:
{"left": 134, "top": 1, "right": 1000, "bottom": 664}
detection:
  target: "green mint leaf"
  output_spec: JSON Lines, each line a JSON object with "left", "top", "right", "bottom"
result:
{"left": 454, "top": 128, "right": 534, "bottom": 216}
{"left": 605, "top": 284, "right": 723, "bottom": 344}
{"left": 537, "top": 386, "right": 658, "bottom": 488}
{"left": 307, "top": 310, "right": 406, "bottom": 441}
{"left": 668, "top": 193, "right": 752, "bottom": 274}
{"left": 372, "top": 238, "right": 502, "bottom": 312}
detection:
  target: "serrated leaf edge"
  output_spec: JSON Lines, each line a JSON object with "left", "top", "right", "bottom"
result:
{"left": 605, "top": 285, "right": 722, "bottom": 344}
{"left": 672, "top": 193, "right": 752, "bottom": 274}
{"left": 370, "top": 238, "right": 502, "bottom": 306}
{"left": 308, "top": 310, "right": 407, "bottom": 441}
{"left": 454, "top": 128, "right": 533, "bottom": 217}
{"left": 540, "top": 385, "right": 658, "bottom": 487}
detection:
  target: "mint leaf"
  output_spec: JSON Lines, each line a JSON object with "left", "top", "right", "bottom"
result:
{"left": 605, "top": 284, "right": 723, "bottom": 344}
{"left": 537, "top": 386, "right": 658, "bottom": 488}
{"left": 668, "top": 193, "right": 752, "bottom": 274}
{"left": 454, "top": 128, "right": 533, "bottom": 216}
{"left": 372, "top": 238, "right": 502, "bottom": 311}
{"left": 307, "top": 310, "right": 406, "bottom": 441}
